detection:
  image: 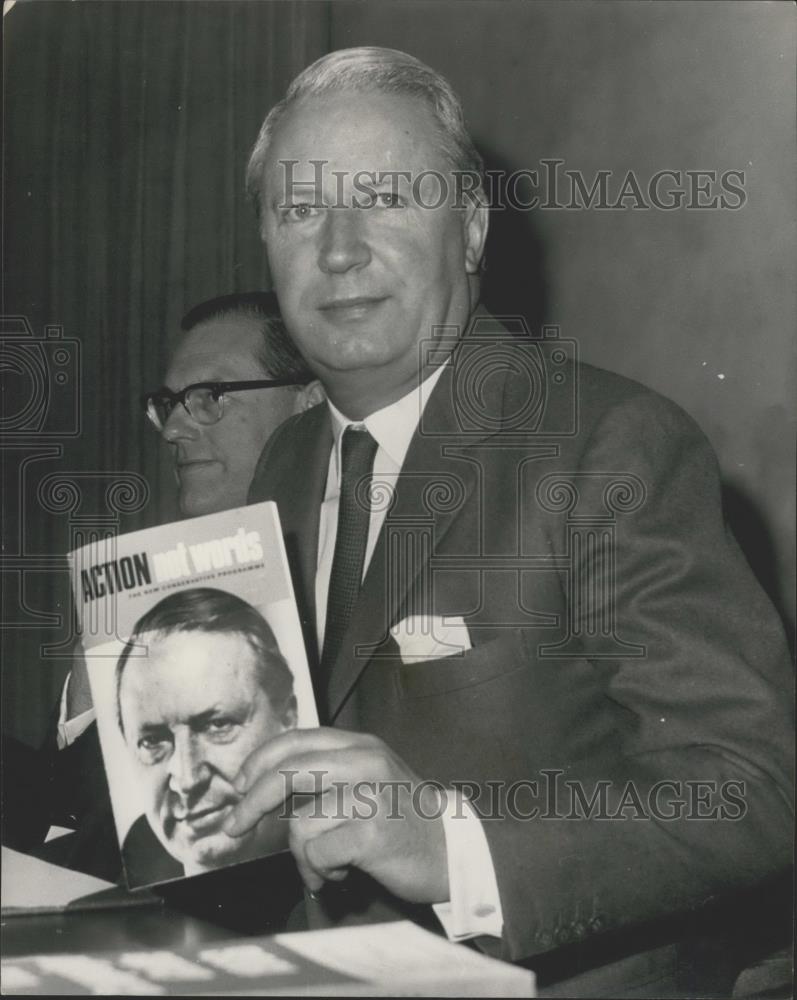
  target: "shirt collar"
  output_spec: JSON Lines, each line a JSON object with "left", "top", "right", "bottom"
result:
{"left": 326, "top": 363, "right": 447, "bottom": 487}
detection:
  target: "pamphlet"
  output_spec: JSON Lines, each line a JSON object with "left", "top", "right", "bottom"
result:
{"left": 69, "top": 501, "right": 317, "bottom": 890}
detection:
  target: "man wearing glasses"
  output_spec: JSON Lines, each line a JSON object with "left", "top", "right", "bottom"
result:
{"left": 144, "top": 291, "right": 320, "bottom": 518}
{"left": 33, "top": 292, "right": 319, "bottom": 881}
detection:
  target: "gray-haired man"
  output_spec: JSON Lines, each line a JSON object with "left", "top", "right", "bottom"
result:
{"left": 232, "top": 47, "right": 793, "bottom": 994}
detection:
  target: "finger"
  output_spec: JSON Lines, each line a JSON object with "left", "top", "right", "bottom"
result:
{"left": 289, "top": 792, "right": 349, "bottom": 892}
{"left": 293, "top": 826, "right": 351, "bottom": 890}
{"left": 291, "top": 828, "right": 326, "bottom": 893}
{"left": 288, "top": 785, "right": 349, "bottom": 831}
{"left": 304, "top": 823, "right": 362, "bottom": 880}
{"left": 224, "top": 747, "right": 381, "bottom": 836}
{"left": 224, "top": 751, "right": 327, "bottom": 836}
{"left": 293, "top": 849, "right": 349, "bottom": 892}
{"left": 234, "top": 726, "right": 369, "bottom": 793}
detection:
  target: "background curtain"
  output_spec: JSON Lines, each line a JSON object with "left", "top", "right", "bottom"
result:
{"left": 2, "top": 0, "right": 331, "bottom": 744}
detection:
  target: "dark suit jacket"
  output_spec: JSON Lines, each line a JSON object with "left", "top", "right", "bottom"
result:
{"left": 121, "top": 814, "right": 183, "bottom": 888}
{"left": 0, "top": 721, "right": 123, "bottom": 883}
{"left": 248, "top": 313, "right": 794, "bottom": 993}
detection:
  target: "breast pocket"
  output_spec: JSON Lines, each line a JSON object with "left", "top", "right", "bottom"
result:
{"left": 395, "top": 632, "right": 527, "bottom": 700}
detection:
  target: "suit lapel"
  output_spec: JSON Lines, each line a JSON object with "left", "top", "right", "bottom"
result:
{"left": 265, "top": 404, "right": 332, "bottom": 674}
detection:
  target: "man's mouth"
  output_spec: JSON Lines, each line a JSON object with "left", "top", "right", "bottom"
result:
{"left": 176, "top": 459, "right": 221, "bottom": 474}
{"left": 173, "top": 802, "right": 233, "bottom": 837}
{"left": 318, "top": 296, "right": 388, "bottom": 322}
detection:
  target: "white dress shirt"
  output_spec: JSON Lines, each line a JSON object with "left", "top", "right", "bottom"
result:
{"left": 317, "top": 369, "right": 503, "bottom": 941}
{"left": 56, "top": 672, "right": 95, "bottom": 749}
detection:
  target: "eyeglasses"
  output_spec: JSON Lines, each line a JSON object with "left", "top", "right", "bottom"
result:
{"left": 142, "top": 378, "right": 305, "bottom": 431}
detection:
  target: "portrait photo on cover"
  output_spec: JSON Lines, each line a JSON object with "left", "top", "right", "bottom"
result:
{"left": 72, "top": 502, "right": 318, "bottom": 889}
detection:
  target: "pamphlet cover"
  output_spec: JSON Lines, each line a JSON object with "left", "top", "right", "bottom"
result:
{"left": 69, "top": 501, "right": 317, "bottom": 890}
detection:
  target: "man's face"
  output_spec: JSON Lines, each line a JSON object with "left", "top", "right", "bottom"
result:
{"left": 260, "top": 90, "right": 487, "bottom": 410}
{"left": 118, "top": 630, "right": 295, "bottom": 873}
{"left": 163, "top": 318, "right": 297, "bottom": 517}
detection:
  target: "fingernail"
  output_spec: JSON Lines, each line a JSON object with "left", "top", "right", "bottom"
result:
{"left": 233, "top": 773, "right": 247, "bottom": 793}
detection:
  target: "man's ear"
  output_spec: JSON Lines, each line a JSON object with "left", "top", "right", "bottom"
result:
{"left": 292, "top": 379, "right": 325, "bottom": 414}
{"left": 463, "top": 198, "right": 489, "bottom": 275}
{"left": 281, "top": 695, "right": 298, "bottom": 731}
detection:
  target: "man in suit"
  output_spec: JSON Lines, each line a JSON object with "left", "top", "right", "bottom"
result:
{"left": 116, "top": 588, "right": 298, "bottom": 888}
{"left": 229, "top": 47, "right": 793, "bottom": 994}
{"left": 7, "top": 293, "right": 318, "bottom": 883}
{"left": 156, "top": 291, "right": 318, "bottom": 519}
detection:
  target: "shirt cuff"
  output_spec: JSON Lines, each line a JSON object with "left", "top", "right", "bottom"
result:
{"left": 56, "top": 673, "right": 96, "bottom": 750}
{"left": 432, "top": 789, "right": 503, "bottom": 941}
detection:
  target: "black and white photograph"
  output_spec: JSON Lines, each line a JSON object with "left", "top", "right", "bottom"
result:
{"left": 1, "top": 1, "right": 794, "bottom": 996}
{"left": 69, "top": 501, "right": 317, "bottom": 890}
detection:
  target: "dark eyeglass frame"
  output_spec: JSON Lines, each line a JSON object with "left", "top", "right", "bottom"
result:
{"left": 142, "top": 377, "right": 308, "bottom": 430}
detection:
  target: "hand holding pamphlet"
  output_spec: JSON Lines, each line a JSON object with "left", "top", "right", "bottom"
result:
{"left": 69, "top": 502, "right": 317, "bottom": 891}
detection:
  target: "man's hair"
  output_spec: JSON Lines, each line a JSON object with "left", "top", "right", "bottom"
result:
{"left": 180, "top": 291, "right": 313, "bottom": 385}
{"left": 245, "top": 46, "right": 485, "bottom": 222}
{"left": 115, "top": 587, "right": 296, "bottom": 734}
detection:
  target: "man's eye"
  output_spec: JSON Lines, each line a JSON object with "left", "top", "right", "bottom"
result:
{"left": 374, "top": 191, "right": 404, "bottom": 209}
{"left": 136, "top": 736, "right": 170, "bottom": 763}
{"left": 205, "top": 718, "right": 237, "bottom": 738}
{"left": 139, "top": 735, "right": 166, "bottom": 750}
{"left": 284, "top": 203, "right": 319, "bottom": 222}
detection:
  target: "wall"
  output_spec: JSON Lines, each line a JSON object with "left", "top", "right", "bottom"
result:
{"left": 330, "top": 0, "right": 796, "bottom": 630}
{"left": 2, "top": 0, "right": 331, "bottom": 744}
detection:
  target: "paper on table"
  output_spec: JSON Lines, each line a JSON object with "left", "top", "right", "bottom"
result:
{"left": 274, "top": 920, "right": 535, "bottom": 997}
{"left": 1, "top": 846, "right": 115, "bottom": 912}
{"left": 2, "top": 920, "right": 535, "bottom": 996}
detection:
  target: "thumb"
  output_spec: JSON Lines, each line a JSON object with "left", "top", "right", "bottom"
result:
{"left": 304, "top": 823, "right": 359, "bottom": 882}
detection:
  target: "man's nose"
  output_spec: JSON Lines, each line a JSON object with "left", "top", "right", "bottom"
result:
{"left": 168, "top": 732, "right": 209, "bottom": 798}
{"left": 318, "top": 208, "right": 371, "bottom": 274}
{"left": 161, "top": 402, "right": 199, "bottom": 444}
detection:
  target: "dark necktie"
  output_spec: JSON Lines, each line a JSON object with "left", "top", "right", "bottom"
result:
{"left": 321, "top": 426, "right": 379, "bottom": 676}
